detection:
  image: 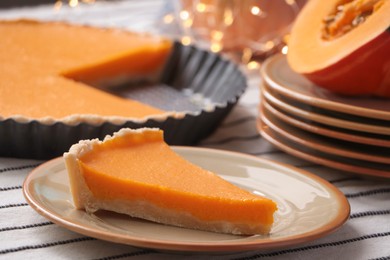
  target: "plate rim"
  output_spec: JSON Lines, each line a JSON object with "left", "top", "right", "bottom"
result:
{"left": 262, "top": 98, "right": 390, "bottom": 148}
{"left": 262, "top": 85, "right": 390, "bottom": 136}
{"left": 260, "top": 103, "right": 390, "bottom": 164}
{"left": 258, "top": 120, "right": 390, "bottom": 179}
{"left": 261, "top": 54, "right": 390, "bottom": 121}
{"left": 23, "top": 147, "right": 350, "bottom": 252}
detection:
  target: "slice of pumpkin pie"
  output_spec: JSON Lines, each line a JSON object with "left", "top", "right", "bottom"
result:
{"left": 63, "top": 128, "right": 277, "bottom": 235}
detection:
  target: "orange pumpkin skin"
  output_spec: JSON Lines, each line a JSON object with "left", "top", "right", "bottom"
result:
{"left": 287, "top": 0, "right": 390, "bottom": 97}
{"left": 303, "top": 29, "right": 390, "bottom": 97}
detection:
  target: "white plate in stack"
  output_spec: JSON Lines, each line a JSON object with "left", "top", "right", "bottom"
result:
{"left": 258, "top": 54, "right": 390, "bottom": 179}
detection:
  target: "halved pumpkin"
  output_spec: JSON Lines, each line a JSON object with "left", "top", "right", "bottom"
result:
{"left": 287, "top": 0, "right": 390, "bottom": 97}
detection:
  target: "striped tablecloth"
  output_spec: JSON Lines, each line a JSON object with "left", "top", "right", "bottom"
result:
{"left": 1, "top": 1, "right": 389, "bottom": 259}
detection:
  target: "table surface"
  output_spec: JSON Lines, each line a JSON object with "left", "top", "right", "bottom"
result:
{"left": 1, "top": 1, "right": 389, "bottom": 259}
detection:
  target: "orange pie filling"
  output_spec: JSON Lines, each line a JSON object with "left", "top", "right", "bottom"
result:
{"left": 0, "top": 20, "right": 174, "bottom": 122}
{"left": 64, "top": 128, "right": 277, "bottom": 235}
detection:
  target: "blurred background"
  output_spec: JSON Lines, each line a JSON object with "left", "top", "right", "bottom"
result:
{"left": 0, "top": 0, "right": 307, "bottom": 64}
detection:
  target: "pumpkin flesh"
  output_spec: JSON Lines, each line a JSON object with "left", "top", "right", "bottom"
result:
{"left": 287, "top": 0, "right": 390, "bottom": 97}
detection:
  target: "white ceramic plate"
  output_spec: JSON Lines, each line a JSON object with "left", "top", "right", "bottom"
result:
{"left": 260, "top": 104, "right": 390, "bottom": 164}
{"left": 258, "top": 120, "right": 390, "bottom": 179}
{"left": 23, "top": 147, "right": 350, "bottom": 252}
{"left": 262, "top": 86, "right": 390, "bottom": 136}
{"left": 261, "top": 54, "right": 390, "bottom": 121}
{"left": 262, "top": 99, "right": 390, "bottom": 148}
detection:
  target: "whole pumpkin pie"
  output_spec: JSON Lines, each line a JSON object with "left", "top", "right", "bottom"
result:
{"left": 63, "top": 128, "right": 277, "bottom": 235}
{"left": 0, "top": 19, "right": 177, "bottom": 124}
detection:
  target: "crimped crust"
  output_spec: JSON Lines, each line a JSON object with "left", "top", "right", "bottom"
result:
{"left": 5, "top": 111, "right": 185, "bottom": 126}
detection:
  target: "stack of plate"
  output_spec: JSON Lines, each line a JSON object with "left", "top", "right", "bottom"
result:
{"left": 258, "top": 54, "right": 390, "bottom": 178}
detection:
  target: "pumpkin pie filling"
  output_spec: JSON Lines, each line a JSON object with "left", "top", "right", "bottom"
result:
{"left": 64, "top": 128, "right": 277, "bottom": 235}
{"left": 0, "top": 20, "right": 174, "bottom": 122}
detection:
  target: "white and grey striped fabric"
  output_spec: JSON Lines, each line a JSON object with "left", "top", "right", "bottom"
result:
{"left": 1, "top": 1, "right": 389, "bottom": 259}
